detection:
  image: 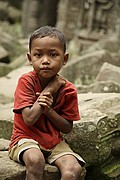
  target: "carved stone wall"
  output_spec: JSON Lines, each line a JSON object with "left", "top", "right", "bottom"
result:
{"left": 56, "top": 0, "right": 83, "bottom": 41}
{"left": 56, "top": 0, "right": 120, "bottom": 41}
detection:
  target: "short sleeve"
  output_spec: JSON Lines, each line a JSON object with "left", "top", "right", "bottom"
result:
{"left": 59, "top": 82, "right": 80, "bottom": 121}
{"left": 13, "top": 75, "right": 36, "bottom": 113}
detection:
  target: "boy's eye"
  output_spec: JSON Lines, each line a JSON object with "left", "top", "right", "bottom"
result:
{"left": 34, "top": 53, "right": 42, "bottom": 57}
{"left": 50, "top": 52, "right": 58, "bottom": 57}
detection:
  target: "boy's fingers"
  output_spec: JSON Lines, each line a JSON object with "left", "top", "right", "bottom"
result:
{"left": 37, "top": 95, "right": 53, "bottom": 105}
{"left": 39, "top": 102, "right": 51, "bottom": 109}
{"left": 42, "top": 92, "right": 53, "bottom": 99}
{"left": 37, "top": 92, "right": 53, "bottom": 100}
{"left": 36, "top": 92, "right": 40, "bottom": 96}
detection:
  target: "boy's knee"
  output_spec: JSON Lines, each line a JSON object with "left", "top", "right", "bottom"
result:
{"left": 75, "top": 164, "right": 86, "bottom": 180}
{"left": 80, "top": 166, "right": 86, "bottom": 180}
{"left": 23, "top": 149, "right": 45, "bottom": 169}
{"left": 62, "top": 164, "right": 86, "bottom": 180}
{"left": 62, "top": 170, "right": 76, "bottom": 179}
{"left": 23, "top": 149, "right": 45, "bottom": 179}
{"left": 29, "top": 154, "right": 45, "bottom": 166}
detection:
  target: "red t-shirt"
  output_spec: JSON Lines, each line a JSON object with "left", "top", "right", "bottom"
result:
{"left": 10, "top": 70, "right": 80, "bottom": 150}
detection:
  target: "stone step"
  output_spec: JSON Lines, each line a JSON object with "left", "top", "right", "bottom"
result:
{"left": 0, "top": 151, "right": 60, "bottom": 180}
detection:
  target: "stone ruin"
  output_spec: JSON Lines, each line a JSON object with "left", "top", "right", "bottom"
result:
{"left": 57, "top": 0, "right": 119, "bottom": 42}
{"left": 0, "top": 0, "right": 120, "bottom": 179}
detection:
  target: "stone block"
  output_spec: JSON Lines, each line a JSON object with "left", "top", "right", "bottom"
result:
{"left": 0, "top": 151, "right": 60, "bottom": 180}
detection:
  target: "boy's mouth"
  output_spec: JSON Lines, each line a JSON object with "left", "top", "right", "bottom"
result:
{"left": 40, "top": 67, "right": 52, "bottom": 71}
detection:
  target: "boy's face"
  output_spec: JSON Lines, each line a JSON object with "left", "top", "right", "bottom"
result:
{"left": 27, "top": 36, "right": 68, "bottom": 80}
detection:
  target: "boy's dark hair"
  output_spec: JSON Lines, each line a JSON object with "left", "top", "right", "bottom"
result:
{"left": 29, "top": 26, "right": 66, "bottom": 53}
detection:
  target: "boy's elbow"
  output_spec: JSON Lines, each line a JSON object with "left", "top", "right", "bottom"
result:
{"left": 63, "top": 128, "right": 72, "bottom": 134}
{"left": 62, "top": 129, "right": 71, "bottom": 134}
{"left": 22, "top": 114, "right": 35, "bottom": 126}
{"left": 24, "top": 118, "right": 34, "bottom": 126}
{"left": 22, "top": 110, "right": 36, "bottom": 126}
{"left": 62, "top": 124, "right": 73, "bottom": 134}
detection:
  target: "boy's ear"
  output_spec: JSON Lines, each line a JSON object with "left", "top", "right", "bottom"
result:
{"left": 27, "top": 53, "right": 32, "bottom": 65}
{"left": 63, "top": 53, "right": 69, "bottom": 66}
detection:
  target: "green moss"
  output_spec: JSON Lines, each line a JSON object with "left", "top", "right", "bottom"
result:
{"left": 102, "top": 159, "right": 120, "bottom": 175}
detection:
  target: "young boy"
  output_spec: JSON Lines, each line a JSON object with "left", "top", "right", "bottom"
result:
{"left": 9, "top": 26, "right": 85, "bottom": 180}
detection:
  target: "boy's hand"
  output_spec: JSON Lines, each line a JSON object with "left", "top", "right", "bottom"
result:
{"left": 36, "top": 92, "right": 53, "bottom": 113}
{"left": 55, "top": 74, "right": 66, "bottom": 85}
{"left": 43, "top": 75, "right": 66, "bottom": 95}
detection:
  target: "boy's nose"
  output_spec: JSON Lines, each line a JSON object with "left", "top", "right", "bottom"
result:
{"left": 42, "top": 56, "right": 50, "bottom": 64}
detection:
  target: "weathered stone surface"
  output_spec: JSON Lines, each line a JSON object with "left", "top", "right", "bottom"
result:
{"left": 0, "top": 93, "right": 120, "bottom": 178}
{"left": 0, "top": 65, "right": 32, "bottom": 98}
{"left": 56, "top": 0, "right": 81, "bottom": 41}
{"left": 81, "top": 37, "right": 120, "bottom": 56}
{"left": 0, "top": 1, "right": 9, "bottom": 21}
{"left": 0, "top": 103, "right": 13, "bottom": 140}
{"left": 0, "top": 45, "right": 9, "bottom": 63}
{"left": 0, "top": 1, "right": 21, "bottom": 23}
{"left": 0, "top": 91, "right": 120, "bottom": 179}
{"left": 0, "top": 27, "right": 26, "bottom": 68}
{"left": 57, "top": 0, "right": 119, "bottom": 43}
{"left": 77, "top": 81, "right": 120, "bottom": 93}
{"left": 111, "top": 53, "right": 120, "bottom": 67}
{"left": 0, "top": 0, "right": 120, "bottom": 179}
{"left": 0, "top": 94, "right": 13, "bottom": 104}
{"left": 0, "top": 62, "right": 13, "bottom": 77}
{"left": 0, "top": 119, "right": 13, "bottom": 140}
{"left": 9, "top": 52, "right": 27, "bottom": 69}
{"left": 0, "top": 151, "right": 60, "bottom": 180}
{"left": 0, "top": 151, "right": 26, "bottom": 180}
{"left": 60, "top": 50, "right": 114, "bottom": 84}
{"left": 0, "top": 83, "right": 119, "bottom": 177}
{"left": 0, "top": 138, "right": 10, "bottom": 150}
{"left": 95, "top": 62, "right": 120, "bottom": 84}
{"left": 65, "top": 93, "right": 120, "bottom": 179}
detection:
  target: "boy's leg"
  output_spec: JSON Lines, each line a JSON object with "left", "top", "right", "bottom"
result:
{"left": 47, "top": 141, "right": 86, "bottom": 180}
{"left": 23, "top": 148, "right": 45, "bottom": 180}
{"left": 54, "top": 154, "right": 86, "bottom": 180}
{"left": 9, "top": 139, "right": 45, "bottom": 180}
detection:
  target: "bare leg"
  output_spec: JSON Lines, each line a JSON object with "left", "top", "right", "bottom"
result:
{"left": 22, "top": 148, "right": 45, "bottom": 180}
{"left": 54, "top": 154, "right": 86, "bottom": 180}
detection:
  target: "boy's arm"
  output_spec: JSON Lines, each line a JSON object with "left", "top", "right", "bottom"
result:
{"left": 36, "top": 75, "right": 72, "bottom": 133}
{"left": 22, "top": 75, "right": 65, "bottom": 126}
{"left": 22, "top": 92, "right": 53, "bottom": 126}
{"left": 42, "top": 74, "right": 66, "bottom": 95}
{"left": 36, "top": 75, "right": 73, "bottom": 133}
{"left": 43, "top": 108, "right": 73, "bottom": 134}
